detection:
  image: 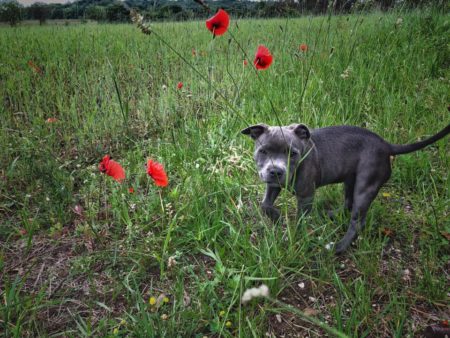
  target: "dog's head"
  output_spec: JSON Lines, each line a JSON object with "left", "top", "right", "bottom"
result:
{"left": 241, "top": 123, "right": 311, "bottom": 187}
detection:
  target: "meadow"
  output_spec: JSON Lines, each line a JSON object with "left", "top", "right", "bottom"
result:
{"left": 0, "top": 8, "right": 449, "bottom": 337}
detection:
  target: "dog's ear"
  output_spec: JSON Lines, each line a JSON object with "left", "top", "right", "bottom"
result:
{"left": 290, "top": 124, "right": 310, "bottom": 139}
{"left": 241, "top": 124, "right": 268, "bottom": 140}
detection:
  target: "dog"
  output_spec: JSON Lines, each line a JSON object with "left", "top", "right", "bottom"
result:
{"left": 241, "top": 123, "right": 449, "bottom": 254}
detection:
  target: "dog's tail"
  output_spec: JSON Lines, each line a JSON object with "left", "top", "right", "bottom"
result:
{"left": 389, "top": 124, "right": 450, "bottom": 155}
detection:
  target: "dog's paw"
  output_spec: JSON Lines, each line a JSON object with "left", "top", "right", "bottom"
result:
{"left": 334, "top": 240, "right": 349, "bottom": 255}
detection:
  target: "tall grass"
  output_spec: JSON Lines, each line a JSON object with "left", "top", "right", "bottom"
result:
{"left": 0, "top": 8, "right": 449, "bottom": 337}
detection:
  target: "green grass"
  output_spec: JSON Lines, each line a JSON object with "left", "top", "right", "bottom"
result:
{"left": 1, "top": 7, "right": 449, "bottom": 337}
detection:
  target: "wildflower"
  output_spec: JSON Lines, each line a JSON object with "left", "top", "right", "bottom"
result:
{"left": 225, "top": 321, "right": 232, "bottom": 328}
{"left": 113, "top": 327, "right": 119, "bottom": 335}
{"left": 129, "top": 187, "right": 134, "bottom": 193}
{"left": 325, "top": 242, "right": 334, "bottom": 250}
{"left": 253, "top": 45, "right": 273, "bottom": 70}
{"left": 177, "top": 82, "right": 183, "bottom": 90}
{"left": 299, "top": 43, "right": 308, "bottom": 52}
{"left": 206, "top": 9, "right": 230, "bottom": 36}
{"left": 163, "top": 296, "right": 169, "bottom": 303}
{"left": 241, "top": 284, "right": 269, "bottom": 304}
{"left": 192, "top": 48, "right": 197, "bottom": 56}
{"left": 167, "top": 256, "right": 177, "bottom": 269}
{"left": 161, "top": 314, "right": 168, "bottom": 320}
{"left": 27, "top": 60, "right": 43, "bottom": 75}
{"left": 340, "top": 66, "right": 352, "bottom": 79}
{"left": 46, "top": 117, "right": 58, "bottom": 123}
{"left": 382, "top": 192, "right": 391, "bottom": 197}
{"left": 243, "top": 59, "right": 248, "bottom": 66}
{"left": 130, "top": 9, "right": 151, "bottom": 35}
{"left": 219, "top": 310, "right": 226, "bottom": 317}
{"left": 147, "top": 159, "right": 169, "bottom": 187}
{"left": 99, "top": 155, "right": 126, "bottom": 183}
{"left": 149, "top": 297, "right": 156, "bottom": 305}
{"left": 119, "top": 319, "right": 126, "bottom": 326}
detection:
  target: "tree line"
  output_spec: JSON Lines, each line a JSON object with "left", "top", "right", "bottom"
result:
{"left": 0, "top": 0, "right": 445, "bottom": 26}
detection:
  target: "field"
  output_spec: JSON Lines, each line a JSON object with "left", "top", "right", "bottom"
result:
{"left": 1, "top": 8, "right": 449, "bottom": 337}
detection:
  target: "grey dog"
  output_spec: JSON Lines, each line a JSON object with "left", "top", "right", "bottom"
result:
{"left": 242, "top": 123, "right": 450, "bottom": 254}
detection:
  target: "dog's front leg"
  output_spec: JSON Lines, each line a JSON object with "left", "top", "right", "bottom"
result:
{"left": 296, "top": 193, "right": 314, "bottom": 220}
{"left": 261, "top": 185, "right": 282, "bottom": 223}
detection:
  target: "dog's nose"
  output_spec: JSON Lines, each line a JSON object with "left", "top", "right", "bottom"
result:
{"left": 269, "top": 167, "right": 284, "bottom": 178}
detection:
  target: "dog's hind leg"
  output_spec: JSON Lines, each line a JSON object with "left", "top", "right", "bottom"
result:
{"left": 335, "top": 163, "right": 391, "bottom": 254}
{"left": 344, "top": 175, "right": 356, "bottom": 212}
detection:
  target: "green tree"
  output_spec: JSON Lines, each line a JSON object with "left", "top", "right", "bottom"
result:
{"left": 28, "top": 2, "right": 50, "bottom": 25}
{"left": 106, "top": 2, "right": 129, "bottom": 22}
{"left": 0, "top": 1, "right": 23, "bottom": 26}
{"left": 50, "top": 5, "right": 64, "bottom": 20}
{"left": 85, "top": 5, "right": 106, "bottom": 21}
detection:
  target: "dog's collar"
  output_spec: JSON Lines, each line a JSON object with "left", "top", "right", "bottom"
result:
{"left": 305, "top": 138, "right": 322, "bottom": 185}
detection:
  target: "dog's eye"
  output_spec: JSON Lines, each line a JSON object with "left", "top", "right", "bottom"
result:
{"left": 259, "top": 149, "right": 268, "bottom": 155}
{"left": 290, "top": 150, "right": 299, "bottom": 157}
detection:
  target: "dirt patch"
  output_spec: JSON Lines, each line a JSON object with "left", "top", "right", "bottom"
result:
{"left": 1, "top": 232, "right": 129, "bottom": 334}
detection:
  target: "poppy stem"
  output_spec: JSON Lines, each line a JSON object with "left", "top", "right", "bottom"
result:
{"left": 227, "top": 30, "right": 288, "bottom": 140}
{"left": 149, "top": 28, "right": 251, "bottom": 126}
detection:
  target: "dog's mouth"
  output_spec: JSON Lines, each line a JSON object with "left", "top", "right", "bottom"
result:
{"left": 259, "top": 170, "right": 296, "bottom": 188}
{"left": 260, "top": 175, "right": 288, "bottom": 186}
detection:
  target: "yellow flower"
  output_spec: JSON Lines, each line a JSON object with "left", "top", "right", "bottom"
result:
{"left": 219, "top": 310, "right": 226, "bottom": 317}
{"left": 149, "top": 297, "right": 156, "bottom": 305}
{"left": 113, "top": 327, "right": 119, "bottom": 335}
{"left": 163, "top": 297, "right": 169, "bottom": 303}
{"left": 382, "top": 192, "right": 391, "bottom": 198}
{"left": 119, "top": 319, "right": 126, "bottom": 326}
{"left": 225, "top": 321, "right": 232, "bottom": 328}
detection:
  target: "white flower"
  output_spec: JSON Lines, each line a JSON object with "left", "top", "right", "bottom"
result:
{"left": 325, "top": 242, "right": 335, "bottom": 250}
{"left": 340, "top": 66, "right": 352, "bottom": 80}
{"left": 241, "top": 284, "right": 269, "bottom": 304}
{"left": 168, "top": 256, "right": 177, "bottom": 269}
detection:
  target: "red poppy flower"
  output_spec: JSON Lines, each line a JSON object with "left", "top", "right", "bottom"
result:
{"left": 128, "top": 187, "right": 135, "bottom": 193}
{"left": 243, "top": 59, "right": 248, "bottom": 66}
{"left": 99, "top": 155, "right": 126, "bottom": 183}
{"left": 46, "top": 117, "right": 58, "bottom": 123}
{"left": 177, "top": 82, "right": 183, "bottom": 90}
{"left": 147, "top": 159, "right": 168, "bottom": 187}
{"left": 253, "top": 45, "right": 273, "bottom": 70}
{"left": 27, "top": 60, "right": 43, "bottom": 75}
{"left": 206, "top": 9, "right": 230, "bottom": 36}
{"left": 299, "top": 43, "right": 308, "bottom": 52}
